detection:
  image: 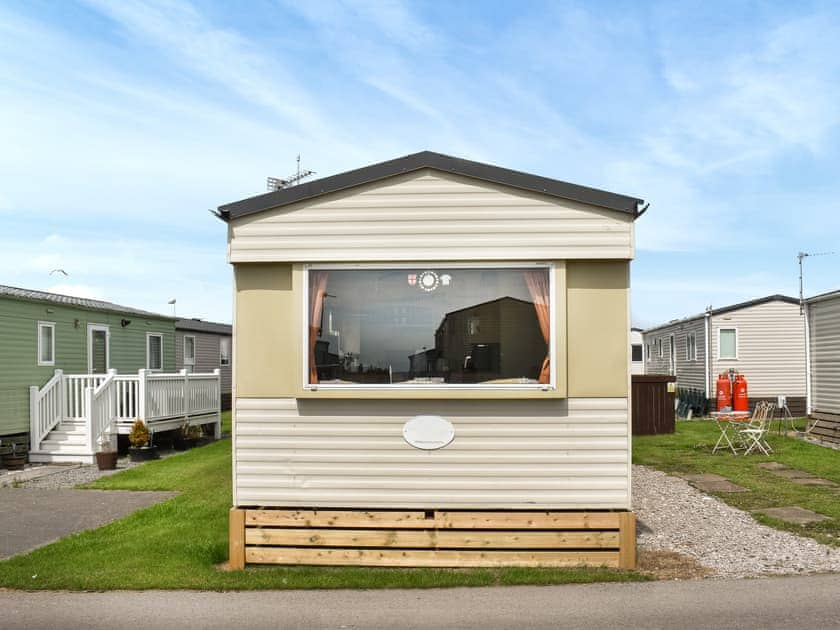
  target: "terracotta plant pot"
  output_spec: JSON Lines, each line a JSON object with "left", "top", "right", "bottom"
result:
{"left": 128, "top": 446, "right": 160, "bottom": 462}
{"left": 96, "top": 451, "right": 118, "bottom": 470}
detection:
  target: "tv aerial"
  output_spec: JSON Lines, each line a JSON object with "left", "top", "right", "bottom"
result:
{"left": 798, "top": 250, "right": 835, "bottom": 313}
{"left": 267, "top": 155, "right": 315, "bottom": 192}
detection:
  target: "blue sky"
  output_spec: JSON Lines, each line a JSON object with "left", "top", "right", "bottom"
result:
{"left": 2, "top": 0, "right": 838, "bottom": 327}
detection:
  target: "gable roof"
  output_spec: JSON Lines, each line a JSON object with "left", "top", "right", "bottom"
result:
{"left": 805, "top": 287, "right": 840, "bottom": 304}
{"left": 216, "top": 151, "right": 646, "bottom": 221}
{"left": 175, "top": 318, "right": 232, "bottom": 335}
{"left": 0, "top": 284, "right": 174, "bottom": 320}
{"left": 642, "top": 294, "right": 799, "bottom": 334}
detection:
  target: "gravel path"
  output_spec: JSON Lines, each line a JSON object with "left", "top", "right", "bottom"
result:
{"left": 633, "top": 464, "right": 840, "bottom": 578}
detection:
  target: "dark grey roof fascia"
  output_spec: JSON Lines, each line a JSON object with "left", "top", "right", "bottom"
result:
{"left": 0, "top": 284, "right": 175, "bottom": 320}
{"left": 175, "top": 318, "right": 232, "bottom": 335}
{"left": 217, "top": 151, "right": 645, "bottom": 221}
{"left": 805, "top": 287, "right": 840, "bottom": 304}
{"left": 642, "top": 294, "right": 799, "bottom": 335}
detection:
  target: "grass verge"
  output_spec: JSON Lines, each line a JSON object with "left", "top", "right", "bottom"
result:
{"left": 0, "top": 412, "right": 648, "bottom": 590}
{"left": 634, "top": 420, "right": 840, "bottom": 546}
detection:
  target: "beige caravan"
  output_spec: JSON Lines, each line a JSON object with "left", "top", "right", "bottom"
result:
{"left": 218, "top": 151, "right": 646, "bottom": 569}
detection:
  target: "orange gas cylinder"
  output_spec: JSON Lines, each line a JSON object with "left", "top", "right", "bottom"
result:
{"left": 716, "top": 373, "right": 732, "bottom": 411}
{"left": 733, "top": 374, "right": 749, "bottom": 412}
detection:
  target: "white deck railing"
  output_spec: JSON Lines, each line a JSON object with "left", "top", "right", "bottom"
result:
{"left": 29, "top": 369, "right": 64, "bottom": 452}
{"left": 30, "top": 368, "right": 221, "bottom": 453}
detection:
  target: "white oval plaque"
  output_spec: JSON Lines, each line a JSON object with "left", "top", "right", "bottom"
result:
{"left": 403, "top": 415, "right": 455, "bottom": 450}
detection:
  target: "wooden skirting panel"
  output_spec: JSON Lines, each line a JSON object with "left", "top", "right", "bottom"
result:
{"left": 229, "top": 508, "right": 636, "bottom": 570}
{"left": 809, "top": 413, "right": 840, "bottom": 445}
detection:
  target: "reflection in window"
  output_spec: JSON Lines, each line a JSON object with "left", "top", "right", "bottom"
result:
{"left": 307, "top": 267, "right": 551, "bottom": 386}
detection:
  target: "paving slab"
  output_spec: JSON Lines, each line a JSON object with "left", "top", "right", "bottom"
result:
{"left": 0, "top": 488, "right": 178, "bottom": 559}
{"left": 757, "top": 462, "right": 788, "bottom": 470}
{"left": 771, "top": 469, "right": 817, "bottom": 479}
{"left": 754, "top": 506, "right": 830, "bottom": 525}
{"left": 789, "top": 477, "right": 837, "bottom": 488}
{"left": 678, "top": 473, "right": 749, "bottom": 493}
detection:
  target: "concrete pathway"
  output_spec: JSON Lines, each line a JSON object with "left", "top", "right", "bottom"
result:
{"left": 2, "top": 574, "right": 839, "bottom": 629}
{"left": 0, "top": 488, "right": 177, "bottom": 559}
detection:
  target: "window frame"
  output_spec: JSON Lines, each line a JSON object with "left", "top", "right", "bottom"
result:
{"left": 183, "top": 335, "right": 196, "bottom": 366}
{"left": 718, "top": 327, "right": 738, "bottom": 360}
{"left": 686, "top": 332, "right": 697, "bottom": 361}
{"left": 219, "top": 337, "right": 231, "bottom": 366}
{"left": 631, "top": 344, "right": 643, "bottom": 363}
{"left": 146, "top": 332, "right": 164, "bottom": 371}
{"left": 301, "top": 261, "right": 556, "bottom": 391}
{"left": 37, "top": 321, "right": 56, "bottom": 366}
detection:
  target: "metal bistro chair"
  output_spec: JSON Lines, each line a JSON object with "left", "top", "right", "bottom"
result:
{"left": 737, "top": 401, "right": 775, "bottom": 456}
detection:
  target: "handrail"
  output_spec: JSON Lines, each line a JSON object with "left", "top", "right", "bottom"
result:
{"left": 86, "top": 370, "right": 117, "bottom": 453}
{"left": 29, "top": 369, "right": 64, "bottom": 452}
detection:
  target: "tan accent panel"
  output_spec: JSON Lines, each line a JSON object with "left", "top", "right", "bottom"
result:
{"left": 566, "top": 261, "right": 629, "bottom": 397}
{"left": 235, "top": 263, "right": 298, "bottom": 397}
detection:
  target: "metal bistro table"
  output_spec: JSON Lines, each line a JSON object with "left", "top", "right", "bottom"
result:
{"left": 710, "top": 411, "right": 751, "bottom": 454}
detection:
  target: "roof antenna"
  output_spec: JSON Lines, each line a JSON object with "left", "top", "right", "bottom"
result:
{"left": 798, "top": 251, "right": 834, "bottom": 314}
{"left": 267, "top": 154, "right": 315, "bottom": 192}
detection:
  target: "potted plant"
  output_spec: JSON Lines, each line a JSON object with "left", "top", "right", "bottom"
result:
{"left": 128, "top": 419, "right": 159, "bottom": 462}
{"left": 95, "top": 434, "right": 118, "bottom": 470}
{"left": 2, "top": 441, "right": 27, "bottom": 471}
{"left": 185, "top": 423, "right": 202, "bottom": 448}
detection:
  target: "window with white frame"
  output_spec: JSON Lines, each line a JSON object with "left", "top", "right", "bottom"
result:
{"left": 219, "top": 337, "right": 231, "bottom": 366}
{"left": 657, "top": 338, "right": 663, "bottom": 358}
{"left": 719, "top": 328, "right": 737, "bottom": 359}
{"left": 631, "top": 344, "right": 643, "bottom": 362}
{"left": 686, "top": 332, "right": 697, "bottom": 361}
{"left": 183, "top": 335, "right": 196, "bottom": 366}
{"left": 147, "top": 333, "right": 163, "bottom": 370}
{"left": 306, "top": 265, "right": 552, "bottom": 387}
{"left": 38, "top": 321, "right": 55, "bottom": 366}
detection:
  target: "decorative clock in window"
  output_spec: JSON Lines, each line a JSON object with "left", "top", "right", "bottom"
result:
{"left": 418, "top": 270, "right": 439, "bottom": 292}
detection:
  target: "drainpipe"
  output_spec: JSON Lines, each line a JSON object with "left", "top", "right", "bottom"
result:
{"left": 804, "top": 301, "right": 812, "bottom": 415}
{"left": 704, "top": 306, "right": 712, "bottom": 401}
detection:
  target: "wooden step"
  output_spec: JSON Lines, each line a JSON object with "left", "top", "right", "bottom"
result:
{"left": 29, "top": 451, "right": 96, "bottom": 465}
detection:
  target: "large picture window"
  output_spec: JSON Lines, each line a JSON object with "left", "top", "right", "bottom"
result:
{"left": 306, "top": 265, "right": 552, "bottom": 388}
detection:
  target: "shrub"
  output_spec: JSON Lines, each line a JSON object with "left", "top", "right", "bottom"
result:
{"left": 128, "top": 419, "right": 151, "bottom": 448}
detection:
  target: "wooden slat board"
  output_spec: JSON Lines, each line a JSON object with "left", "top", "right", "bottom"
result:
{"left": 246, "top": 547, "right": 620, "bottom": 568}
{"left": 232, "top": 508, "right": 636, "bottom": 569}
{"left": 246, "top": 527, "right": 619, "bottom": 549}
{"left": 245, "top": 509, "right": 621, "bottom": 530}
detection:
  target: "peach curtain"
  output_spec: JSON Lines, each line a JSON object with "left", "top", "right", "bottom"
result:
{"left": 308, "top": 271, "right": 329, "bottom": 384}
{"left": 525, "top": 270, "right": 551, "bottom": 384}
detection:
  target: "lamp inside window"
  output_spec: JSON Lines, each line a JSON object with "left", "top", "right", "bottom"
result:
{"left": 306, "top": 266, "right": 552, "bottom": 387}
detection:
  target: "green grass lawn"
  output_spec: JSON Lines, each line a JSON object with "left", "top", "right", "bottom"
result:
{"left": 634, "top": 420, "right": 840, "bottom": 546}
{"left": 0, "top": 411, "right": 648, "bottom": 590}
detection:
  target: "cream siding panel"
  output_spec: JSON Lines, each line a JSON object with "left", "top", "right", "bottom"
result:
{"left": 809, "top": 294, "right": 840, "bottom": 415}
{"left": 642, "top": 319, "right": 706, "bottom": 391}
{"left": 233, "top": 397, "right": 629, "bottom": 509}
{"left": 711, "top": 301, "right": 805, "bottom": 398}
{"left": 228, "top": 171, "right": 634, "bottom": 263}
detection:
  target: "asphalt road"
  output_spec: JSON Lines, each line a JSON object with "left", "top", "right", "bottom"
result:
{"left": 3, "top": 574, "right": 839, "bottom": 629}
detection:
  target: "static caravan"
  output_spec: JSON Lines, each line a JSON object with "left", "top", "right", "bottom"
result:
{"left": 630, "top": 328, "right": 644, "bottom": 375}
{"left": 643, "top": 295, "right": 806, "bottom": 414}
{"left": 805, "top": 289, "right": 840, "bottom": 445}
{"left": 219, "top": 151, "right": 646, "bottom": 569}
{"left": 175, "top": 318, "right": 232, "bottom": 410}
